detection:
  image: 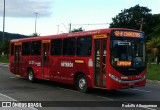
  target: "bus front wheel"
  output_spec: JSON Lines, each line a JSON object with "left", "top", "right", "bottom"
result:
{"left": 76, "top": 74, "right": 88, "bottom": 93}
{"left": 28, "top": 69, "right": 35, "bottom": 83}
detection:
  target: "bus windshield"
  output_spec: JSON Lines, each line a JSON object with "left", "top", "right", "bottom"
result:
{"left": 111, "top": 38, "right": 145, "bottom": 67}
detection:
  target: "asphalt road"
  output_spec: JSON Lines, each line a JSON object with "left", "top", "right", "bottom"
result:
{"left": 0, "top": 63, "right": 160, "bottom": 110}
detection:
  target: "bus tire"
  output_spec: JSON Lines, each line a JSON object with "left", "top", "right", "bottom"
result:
{"left": 28, "top": 69, "right": 35, "bottom": 83}
{"left": 76, "top": 74, "right": 88, "bottom": 93}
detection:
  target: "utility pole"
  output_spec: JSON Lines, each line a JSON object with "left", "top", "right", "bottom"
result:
{"left": 2, "top": 0, "right": 5, "bottom": 46}
{"left": 69, "top": 23, "right": 71, "bottom": 33}
{"left": 57, "top": 25, "right": 60, "bottom": 34}
{"left": 140, "top": 18, "right": 144, "bottom": 31}
{"left": 2, "top": 0, "right": 5, "bottom": 56}
{"left": 35, "top": 12, "right": 38, "bottom": 34}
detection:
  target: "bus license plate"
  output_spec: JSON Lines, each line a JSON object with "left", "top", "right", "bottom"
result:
{"left": 128, "top": 83, "right": 134, "bottom": 86}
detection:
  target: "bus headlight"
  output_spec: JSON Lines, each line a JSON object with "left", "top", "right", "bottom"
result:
{"left": 109, "top": 73, "right": 121, "bottom": 83}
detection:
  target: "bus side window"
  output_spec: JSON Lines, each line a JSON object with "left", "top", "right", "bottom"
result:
{"left": 11, "top": 43, "right": 14, "bottom": 55}
{"left": 77, "top": 36, "right": 92, "bottom": 56}
{"left": 22, "top": 42, "right": 31, "bottom": 55}
{"left": 63, "top": 38, "right": 76, "bottom": 56}
{"left": 31, "top": 41, "right": 41, "bottom": 56}
{"left": 51, "top": 39, "right": 62, "bottom": 56}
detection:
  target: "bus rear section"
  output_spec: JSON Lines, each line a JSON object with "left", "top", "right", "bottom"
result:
{"left": 10, "top": 42, "right": 22, "bottom": 76}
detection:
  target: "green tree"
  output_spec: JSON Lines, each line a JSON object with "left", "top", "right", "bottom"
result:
{"left": 32, "top": 33, "right": 39, "bottom": 37}
{"left": 146, "top": 14, "right": 160, "bottom": 64}
{"left": 3, "top": 40, "right": 9, "bottom": 57}
{"left": 147, "top": 14, "right": 160, "bottom": 40}
{"left": 0, "top": 40, "right": 9, "bottom": 57}
{"left": 71, "top": 27, "right": 84, "bottom": 32}
{"left": 110, "top": 4, "right": 154, "bottom": 37}
{"left": 146, "top": 37, "right": 160, "bottom": 64}
{"left": 0, "top": 42, "right": 2, "bottom": 57}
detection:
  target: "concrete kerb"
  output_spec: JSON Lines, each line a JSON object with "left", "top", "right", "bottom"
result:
{"left": 146, "top": 79, "right": 160, "bottom": 84}
{"left": 0, "top": 63, "right": 9, "bottom": 66}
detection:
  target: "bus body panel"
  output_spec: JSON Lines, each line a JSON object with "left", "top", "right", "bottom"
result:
{"left": 9, "top": 28, "right": 146, "bottom": 91}
{"left": 106, "top": 65, "right": 146, "bottom": 89}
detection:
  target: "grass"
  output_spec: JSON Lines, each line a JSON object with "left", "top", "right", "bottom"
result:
{"left": 0, "top": 55, "right": 159, "bottom": 81}
{"left": 0, "top": 55, "right": 9, "bottom": 63}
{"left": 147, "top": 64, "right": 160, "bottom": 81}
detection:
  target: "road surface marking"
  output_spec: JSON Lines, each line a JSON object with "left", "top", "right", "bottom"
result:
{"left": 0, "top": 93, "right": 16, "bottom": 101}
{"left": 56, "top": 87, "right": 114, "bottom": 101}
{"left": 0, "top": 93, "right": 38, "bottom": 110}
{"left": 95, "top": 95, "right": 114, "bottom": 101}
{"left": 130, "top": 88, "right": 151, "bottom": 93}
{"left": 56, "top": 87, "right": 80, "bottom": 93}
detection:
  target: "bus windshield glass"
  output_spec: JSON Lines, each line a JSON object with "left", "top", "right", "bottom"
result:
{"left": 111, "top": 32, "right": 145, "bottom": 67}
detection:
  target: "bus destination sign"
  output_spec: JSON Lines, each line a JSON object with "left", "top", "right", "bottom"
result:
{"left": 114, "top": 31, "right": 143, "bottom": 38}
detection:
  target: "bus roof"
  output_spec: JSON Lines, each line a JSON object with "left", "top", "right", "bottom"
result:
{"left": 10, "top": 28, "right": 143, "bottom": 43}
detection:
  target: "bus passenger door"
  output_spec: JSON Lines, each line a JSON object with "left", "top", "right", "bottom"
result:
{"left": 94, "top": 39, "right": 107, "bottom": 88}
{"left": 42, "top": 42, "right": 50, "bottom": 78}
{"left": 14, "top": 45, "right": 21, "bottom": 74}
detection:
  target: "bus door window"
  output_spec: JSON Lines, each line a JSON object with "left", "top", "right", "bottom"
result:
{"left": 14, "top": 45, "right": 21, "bottom": 74}
{"left": 42, "top": 43, "right": 50, "bottom": 78}
{"left": 102, "top": 40, "right": 107, "bottom": 87}
{"left": 95, "top": 40, "right": 101, "bottom": 86}
{"left": 43, "top": 44, "right": 49, "bottom": 62}
{"left": 15, "top": 47, "right": 20, "bottom": 61}
{"left": 94, "top": 39, "right": 107, "bottom": 87}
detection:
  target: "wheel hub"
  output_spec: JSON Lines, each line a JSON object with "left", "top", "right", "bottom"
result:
{"left": 79, "top": 78, "right": 86, "bottom": 89}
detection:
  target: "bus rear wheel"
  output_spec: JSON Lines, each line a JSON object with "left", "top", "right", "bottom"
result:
{"left": 76, "top": 74, "right": 88, "bottom": 93}
{"left": 28, "top": 69, "right": 35, "bottom": 83}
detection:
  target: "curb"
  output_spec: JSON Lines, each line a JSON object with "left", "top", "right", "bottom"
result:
{"left": 146, "top": 79, "right": 160, "bottom": 84}
{"left": 0, "top": 63, "right": 9, "bottom": 66}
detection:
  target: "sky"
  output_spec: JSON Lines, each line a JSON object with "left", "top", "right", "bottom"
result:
{"left": 0, "top": 0, "right": 160, "bottom": 36}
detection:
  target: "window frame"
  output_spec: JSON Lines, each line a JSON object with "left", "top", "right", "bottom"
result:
{"left": 22, "top": 42, "right": 31, "bottom": 56}
{"left": 76, "top": 36, "right": 92, "bottom": 57}
{"left": 10, "top": 43, "right": 14, "bottom": 55}
{"left": 31, "top": 40, "right": 41, "bottom": 56}
{"left": 63, "top": 37, "right": 76, "bottom": 56}
{"left": 51, "top": 39, "right": 62, "bottom": 56}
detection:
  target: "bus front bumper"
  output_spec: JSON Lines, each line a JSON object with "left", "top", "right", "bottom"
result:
{"left": 109, "top": 73, "right": 146, "bottom": 84}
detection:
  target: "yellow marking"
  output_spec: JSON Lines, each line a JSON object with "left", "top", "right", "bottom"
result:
{"left": 75, "top": 60, "right": 84, "bottom": 64}
{"left": 93, "top": 34, "right": 107, "bottom": 39}
{"left": 42, "top": 40, "right": 51, "bottom": 43}
{"left": 15, "top": 74, "right": 21, "bottom": 77}
{"left": 14, "top": 42, "right": 22, "bottom": 45}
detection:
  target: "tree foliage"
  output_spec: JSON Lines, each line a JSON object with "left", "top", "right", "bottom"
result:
{"left": 110, "top": 4, "right": 160, "bottom": 63}
{"left": 0, "top": 31, "right": 30, "bottom": 56}
{"left": 71, "top": 27, "right": 84, "bottom": 32}
{"left": 147, "top": 14, "right": 160, "bottom": 39}
{"left": 0, "top": 31, "right": 29, "bottom": 41}
{"left": 146, "top": 37, "right": 160, "bottom": 63}
{"left": 110, "top": 4, "right": 155, "bottom": 37}
{"left": 0, "top": 40, "right": 9, "bottom": 56}
{"left": 31, "top": 33, "right": 40, "bottom": 37}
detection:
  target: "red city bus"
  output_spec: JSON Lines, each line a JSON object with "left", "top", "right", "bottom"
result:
{"left": 9, "top": 28, "right": 146, "bottom": 92}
